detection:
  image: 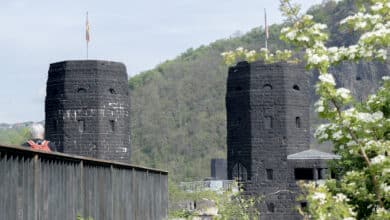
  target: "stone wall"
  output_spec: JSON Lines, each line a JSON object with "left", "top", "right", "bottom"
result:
{"left": 45, "top": 60, "right": 131, "bottom": 162}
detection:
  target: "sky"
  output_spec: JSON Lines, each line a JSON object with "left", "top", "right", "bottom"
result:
{"left": 0, "top": 0, "right": 324, "bottom": 123}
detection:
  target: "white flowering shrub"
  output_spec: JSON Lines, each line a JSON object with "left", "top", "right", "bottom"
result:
{"left": 278, "top": 0, "right": 390, "bottom": 219}
{"left": 221, "top": 47, "right": 296, "bottom": 66}
{"left": 221, "top": 0, "right": 390, "bottom": 218}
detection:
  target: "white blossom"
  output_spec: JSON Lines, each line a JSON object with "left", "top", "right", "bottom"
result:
{"left": 336, "top": 88, "right": 351, "bottom": 99}
{"left": 380, "top": 183, "right": 390, "bottom": 192}
{"left": 371, "top": 3, "right": 383, "bottom": 11}
{"left": 346, "top": 141, "right": 356, "bottom": 147}
{"left": 286, "top": 31, "right": 297, "bottom": 40}
{"left": 332, "top": 130, "right": 343, "bottom": 140}
{"left": 383, "top": 76, "right": 390, "bottom": 81}
{"left": 371, "top": 155, "right": 385, "bottom": 164}
{"left": 312, "top": 192, "right": 326, "bottom": 205}
{"left": 334, "top": 193, "right": 349, "bottom": 202}
{"left": 319, "top": 74, "right": 336, "bottom": 85}
{"left": 376, "top": 49, "right": 387, "bottom": 60}
{"left": 297, "top": 35, "right": 310, "bottom": 42}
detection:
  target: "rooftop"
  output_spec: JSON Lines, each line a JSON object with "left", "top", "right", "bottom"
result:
{"left": 287, "top": 149, "right": 341, "bottom": 160}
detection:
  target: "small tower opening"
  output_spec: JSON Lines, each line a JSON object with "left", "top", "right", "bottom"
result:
{"left": 77, "top": 88, "right": 86, "bottom": 93}
{"left": 78, "top": 119, "right": 85, "bottom": 133}
{"left": 295, "top": 117, "right": 301, "bottom": 128}
{"left": 293, "top": 84, "right": 300, "bottom": 91}
{"left": 109, "top": 120, "right": 115, "bottom": 133}
{"left": 263, "top": 84, "right": 272, "bottom": 90}
{"left": 294, "top": 168, "right": 314, "bottom": 180}
{"left": 109, "top": 88, "right": 116, "bottom": 94}
{"left": 266, "top": 169, "right": 273, "bottom": 180}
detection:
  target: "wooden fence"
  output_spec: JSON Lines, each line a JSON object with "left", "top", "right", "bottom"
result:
{"left": 0, "top": 144, "right": 168, "bottom": 220}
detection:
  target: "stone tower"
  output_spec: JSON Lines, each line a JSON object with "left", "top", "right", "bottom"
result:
{"left": 45, "top": 60, "right": 131, "bottom": 163}
{"left": 226, "top": 61, "right": 310, "bottom": 219}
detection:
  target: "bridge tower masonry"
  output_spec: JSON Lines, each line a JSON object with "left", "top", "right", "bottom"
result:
{"left": 226, "top": 61, "right": 311, "bottom": 219}
{"left": 45, "top": 60, "right": 131, "bottom": 162}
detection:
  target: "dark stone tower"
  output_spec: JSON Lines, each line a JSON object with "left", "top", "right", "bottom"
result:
{"left": 226, "top": 61, "right": 310, "bottom": 219}
{"left": 45, "top": 60, "right": 131, "bottom": 162}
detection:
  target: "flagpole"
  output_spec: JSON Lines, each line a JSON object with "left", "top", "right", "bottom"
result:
{"left": 86, "top": 11, "right": 89, "bottom": 59}
{"left": 264, "top": 8, "right": 268, "bottom": 51}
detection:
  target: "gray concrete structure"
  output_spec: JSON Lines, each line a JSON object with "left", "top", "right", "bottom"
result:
{"left": 45, "top": 60, "right": 131, "bottom": 162}
{"left": 211, "top": 158, "right": 227, "bottom": 180}
{"left": 226, "top": 61, "right": 338, "bottom": 219}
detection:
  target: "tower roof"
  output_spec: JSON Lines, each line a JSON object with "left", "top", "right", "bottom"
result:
{"left": 287, "top": 149, "right": 340, "bottom": 160}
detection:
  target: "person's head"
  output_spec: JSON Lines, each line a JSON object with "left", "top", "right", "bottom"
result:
{"left": 29, "top": 123, "right": 45, "bottom": 140}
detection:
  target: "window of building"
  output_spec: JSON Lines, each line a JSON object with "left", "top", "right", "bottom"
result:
{"left": 266, "top": 169, "right": 273, "bottom": 180}
{"left": 293, "top": 84, "right": 300, "bottom": 91}
{"left": 264, "top": 116, "right": 273, "bottom": 129}
{"left": 356, "top": 76, "right": 362, "bottom": 81}
{"left": 77, "top": 88, "right": 86, "bottom": 93}
{"left": 294, "top": 168, "right": 314, "bottom": 180}
{"left": 78, "top": 119, "right": 85, "bottom": 133}
{"left": 263, "top": 84, "right": 272, "bottom": 90}
{"left": 267, "top": 203, "right": 275, "bottom": 212}
{"left": 296, "top": 117, "right": 301, "bottom": 128}
{"left": 109, "top": 120, "right": 115, "bottom": 133}
{"left": 301, "top": 202, "right": 307, "bottom": 209}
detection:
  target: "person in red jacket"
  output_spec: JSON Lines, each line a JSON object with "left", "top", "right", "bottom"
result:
{"left": 22, "top": 123, "right": 56, "bottom": 152}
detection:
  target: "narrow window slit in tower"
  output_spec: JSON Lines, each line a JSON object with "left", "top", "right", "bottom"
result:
{"left": 266, "top": 169, "right": 273, "bottom": 180}
{"left": 293, "top": 84, "right": 300, "bottom": 90}
{"left": 296, "top": 117, "right": 301, "bottom": 128}
{"left": 78, "top": 119, "right": 85, "bottom": 133}
{"left": 109, "top": 120, "right": 115, "bottom": 133}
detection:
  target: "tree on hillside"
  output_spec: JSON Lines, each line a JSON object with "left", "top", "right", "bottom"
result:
{"left": 222, "top": 0, "right": 389, "bottom": 218}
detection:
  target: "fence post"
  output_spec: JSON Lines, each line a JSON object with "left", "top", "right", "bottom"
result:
{"left": 110, "top": 165, "right": 114, "bottom": 220}
{"left": 33, "top": 154, "right": 39, "bottom": 220}
{"left": 79, "top": 160, "right": 84, "bottom": 217}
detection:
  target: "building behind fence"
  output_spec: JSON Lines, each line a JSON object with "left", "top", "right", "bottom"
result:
{"left": 0, "top": 145, "right": 168, "bottom": 220}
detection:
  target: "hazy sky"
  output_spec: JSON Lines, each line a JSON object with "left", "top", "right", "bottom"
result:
{"left": 0, "top": 0, "right": 323, "bottom": 123}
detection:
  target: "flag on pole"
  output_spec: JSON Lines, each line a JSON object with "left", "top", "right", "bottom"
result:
{"left": 86, "top": 12, "right": 90, "bottom": 43}
{"left": 264, "top": 8, "right": 269, "bottom": 40}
